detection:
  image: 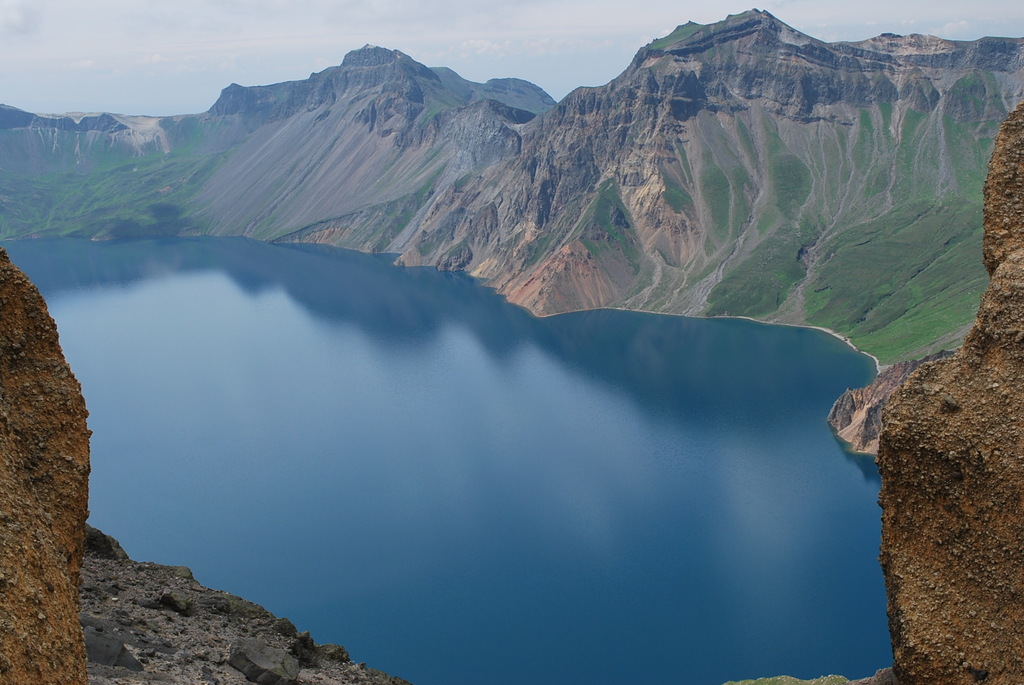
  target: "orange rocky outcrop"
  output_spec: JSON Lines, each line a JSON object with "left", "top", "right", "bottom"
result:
{"left": 877, "top": 99, "right": 1024, "bottom": 684}
{"left": 0, "top": 248, "right": 90, "bottom": 684}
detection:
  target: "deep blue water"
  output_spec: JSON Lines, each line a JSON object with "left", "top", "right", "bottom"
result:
{"left": 4, "top": 238, "right": 888, "bottom": 685}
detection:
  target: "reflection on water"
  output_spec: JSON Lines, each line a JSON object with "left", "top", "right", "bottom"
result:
{"left": 5, "top": 238, "right": 888, "bottom": 685}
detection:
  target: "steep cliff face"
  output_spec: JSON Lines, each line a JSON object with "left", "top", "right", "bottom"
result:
{"left": 404, "top": 10, "right": 1024, "bottom": 361}
{"left": 195, "top": 46, "right": 543, "bottom": 246}
{"left": 877, "top": 99, "right": 1024, "bottom": 684}
{"left": 828, "top": 351, "right": 952, "bottom": 455}
{"left": 0, "top": 248, "right": 91, "bottom": 683}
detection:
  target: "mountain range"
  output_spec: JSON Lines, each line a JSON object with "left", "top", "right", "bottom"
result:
{"left": 3, "top": 9, "right": 1023, "bottom": 362}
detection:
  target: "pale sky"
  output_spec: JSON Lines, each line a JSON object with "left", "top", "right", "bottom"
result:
{"left": 2, "top": 0, "right": 1023, "bottom": 116}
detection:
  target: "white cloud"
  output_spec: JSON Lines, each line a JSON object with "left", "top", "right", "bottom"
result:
{"left": 933, "top": 20, "right": 972, "bottom": 38}
{"left": 460, "top": 39, "right": 505, "bottom": 57}
{"left": 0, "top": 0, "right": 39, "bottom": 36}
{"left": 138, "top": 54, "right": 171, "bottom": 65}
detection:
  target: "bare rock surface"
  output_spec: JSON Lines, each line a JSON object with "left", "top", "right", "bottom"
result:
{"left": 877, "top": 98, "right": 1024, "bottom": 684}
{"left": 0, "top": 246, "right": 91, "bottom": 684}
{"left": 80, "top": 529, "right": 411, "bottom": 685}
{"left": 828, "top": 351, "right": 952, "bottom": 455}
{"left": 847, "top": 669, "right": 898, "bottom": 685}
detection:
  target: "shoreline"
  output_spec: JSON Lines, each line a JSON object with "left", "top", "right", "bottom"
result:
{"left": 723, "top": 315, "right": 882, "bottom": 374}
{"left": 586, "top": 305, "right": 884, "bottom": 375}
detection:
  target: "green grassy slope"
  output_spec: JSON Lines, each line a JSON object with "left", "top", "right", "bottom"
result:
{"left": 0, "top": 124, "right": 227, "bottom": 239}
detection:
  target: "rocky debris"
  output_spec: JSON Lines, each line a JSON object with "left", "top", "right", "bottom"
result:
{"left": 229, "top": 639, "right": 301, "bottom": 685}
{"left": 86, "top": 524, "right": 130, "bottom": 561}
{"left": 722, "top": 676, "right": 848, "bottom": 685}
{"left": 847, "top": 669, "right": 898, "bottom": 685}
{"left": 80, "top": 530, "right": 411, "bottom": 685}
{"left": 877, "top": 98, "right": 1024, "bottom": 684}
{"left": 82, "top": 618, "right": 144, "bottom": 672}
{"left": 828, "top": 351, "right": 953, "bottom": 455}
{"left": 0, "top": 247, "right": 91, "bottom": 684}
{"left": 722, "top": 669, "right": 897, "bottom": 685}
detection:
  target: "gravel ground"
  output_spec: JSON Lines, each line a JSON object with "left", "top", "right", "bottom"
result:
{"left": 80, "top": 528, "right": 411, "bottom": 685}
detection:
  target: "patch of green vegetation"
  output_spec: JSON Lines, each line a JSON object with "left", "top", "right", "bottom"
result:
{"left": 947, "top": 71, "right": 1001, "bottom": 121}
{"left": 878, "top": 101, "right": 893, "bottom": 131}
{"left": 804, "top": 199, "right": 986, "bottom": 362}
{"left": 524, "top": 229, "right": 559, "bottom": 267}
{"left": 760, "top": 125, "right": 810, "bottom": 219}
{"left": 414, "top": 167, "right": 443, "bottom": 204}
{"left": 735, "top": 118, "right": 756, "bottom": 162}
{"left": 649, "top": 22, "right": 704, "bottom": 50}
{"left": 769, "top": 154, "right": 811, "bottom": 219}
{"left": 851, "top": 109, "right": 875, "bottom": 170}
{"left": 706, "top": 216, "right": 819, "bottom": 318}
{"left": 942, "top": 114, "right": 993, "bottom": 196}
{"left": 865, "top": 167, "right": 890, "bottom": 197}
{"left": 0, "top": 119, "right": 240, "bottom": 240}
{"left": 700, "top": 166, "right": 732, "bottom": 242}
{"left": 454, "top": 173, "right": 473, "bottom": 191}
{"left": 858, "top": 108, "right": 874, "bottom": 135}
{"left": 443, "top": 238, "right": 468, "bottom": 255}
{"left": 661, "top": 171, "right": 694, "bottom": 213}
{"left": 891, "top": 109, "right": 929, "bottom": 201}
{"left": 755, "top": 208, "right": 780, "bottom": 236}
{"left": 416, "top": 229, "right": 448, "bottom": 256}
{"left": 577, "top": 179, "right": 640, "bottom": 269}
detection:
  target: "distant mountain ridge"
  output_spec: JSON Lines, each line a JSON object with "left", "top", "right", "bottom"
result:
{"left": 400, "top": 11, "right": 1024, "bottom": 362}
{"left": 2, "top": 10, "right": 1023, "bottom": 361}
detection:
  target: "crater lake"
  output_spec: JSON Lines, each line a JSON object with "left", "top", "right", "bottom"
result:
{"left": 4, "top": 237, "right": 888, "bottom": 685}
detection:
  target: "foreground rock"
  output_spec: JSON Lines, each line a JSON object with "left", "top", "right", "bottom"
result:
{"left": 81, "top": 527, "right": 410, "bottom": 685}
{"left": 877, "top": 99, "right": 1024, "bottom": 683}
{"left": 0, "top": 247, "right": 91, "bottom": 684}
{"left": 828, "top": 351, "right": 952, "bottom": 455}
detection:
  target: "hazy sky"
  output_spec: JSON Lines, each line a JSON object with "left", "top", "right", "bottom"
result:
{"left": 2, "top": 0, "right": 1023, "bottom": 116}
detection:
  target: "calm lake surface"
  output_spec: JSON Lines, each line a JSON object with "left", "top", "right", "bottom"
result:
{"left": 5, "top": 237, "right": 888, "bottom": 685}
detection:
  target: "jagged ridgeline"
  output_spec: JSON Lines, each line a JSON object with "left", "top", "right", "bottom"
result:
{"left": 2, "top": 10, "right": 1023, "bottom": 362}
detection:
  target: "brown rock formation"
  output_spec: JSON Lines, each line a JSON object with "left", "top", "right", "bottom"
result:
{"left": 0, "top": 247, "right": 91, "bottom": 683}
{"left": 877, "top": 99, "right": 1024, "bottom": 684}
{"left": 828, "top": 351, "right": 952, "bottom": 455}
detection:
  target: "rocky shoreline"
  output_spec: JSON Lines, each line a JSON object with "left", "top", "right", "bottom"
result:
{"left": 827, "top": 351, "right": 953, "bottom": 455}
{"left": 80, "top": 526, "right": 410, "bottom": 685}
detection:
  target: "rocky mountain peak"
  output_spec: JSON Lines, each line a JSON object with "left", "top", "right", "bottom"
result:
{"left": 338, "top": 44, "right": 441, "bottom": 83}
{"left": 208, "top": 45, "right": 443, "bottom": 123}
{"left": 343, "top": 44, "right": 408, "bottom": 68}
{"left": 644, "top": 8, "right": 812, "bottom": 57}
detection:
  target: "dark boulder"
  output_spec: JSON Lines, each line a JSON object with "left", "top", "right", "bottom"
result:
{"left": 229, "top": 638, "right": 301, "bottom": 685}
{"left": 82, "top": 626, "right": 144, "bottom": 672}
